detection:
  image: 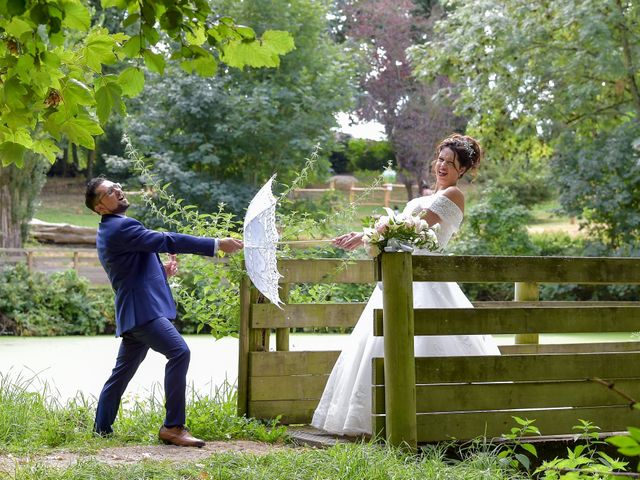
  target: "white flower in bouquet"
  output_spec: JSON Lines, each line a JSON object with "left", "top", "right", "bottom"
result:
{"left": 361, "top": 208, "right": 440, "bottom": 257}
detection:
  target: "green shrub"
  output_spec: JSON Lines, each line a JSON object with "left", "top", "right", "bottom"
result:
{"left": 530, "top": 231, "right": 586, "bottom": 256}
{"left": 450, "top": 185, "right": 535, "bottom": 301}
{"left": 450, "top": 184, "right": 536, "bottom": 257}
{"left": 0, "top": 264, "right": 114, "bottom": 336}
{"left": 346, "top": 138, "right": 395, "bottom": 172}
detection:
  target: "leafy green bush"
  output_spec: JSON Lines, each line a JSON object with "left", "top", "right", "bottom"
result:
{"left": 345, "top": 138, "right": 395, "bottom": 172}
{"left": 487, "top": 166, "right": 554, "bottom": 206}
{"left": 450, "top": 184, "right": 536, "bottom": 257}
{"left": 553, "top": 121, "right": 640, "bottom": 249}
{"left": 450, "top": 185, "right": 535, "bottom": 301}
{"left": 530, "top": 231, "right": 586, "bottom": 256}
{"left": 0, "top": 264, "right": 114, "bottom": 336}
{"left": 539, "top": 239, "right": 640, "bottom": 302}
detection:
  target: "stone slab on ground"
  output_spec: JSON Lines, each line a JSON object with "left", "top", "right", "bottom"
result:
{"left": 287, "top": 425, "right": 360, "bottom": 448}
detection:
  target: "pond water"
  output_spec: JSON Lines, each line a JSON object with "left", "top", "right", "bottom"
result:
{"left": 0, "top": 332, "right": 634, "bottom": 403}
{"left": 0, "top": 334, "right": 351, "bottom": 402}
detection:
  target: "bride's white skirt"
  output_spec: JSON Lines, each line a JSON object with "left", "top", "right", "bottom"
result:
{"left": 311, "top": 282, "right": 501, "bottom": 436}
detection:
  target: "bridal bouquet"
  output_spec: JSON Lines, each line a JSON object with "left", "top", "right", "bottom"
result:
{"left": 362, "top": 207, "right": 440, "bottom": 257}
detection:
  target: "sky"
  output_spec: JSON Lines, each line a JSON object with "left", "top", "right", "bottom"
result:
{"left": 335, "top": 112, "right": 386, "bottom": 141}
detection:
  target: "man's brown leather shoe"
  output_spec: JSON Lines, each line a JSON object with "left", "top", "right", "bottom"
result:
{"left": 158, "top": 425, "right": 205, "bottom": 448}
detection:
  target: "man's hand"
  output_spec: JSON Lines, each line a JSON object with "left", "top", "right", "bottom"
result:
{"left": 332, "top": 232, "right": 364, "bottom": 251}
{"left": 164, "top": 254, "right": 178, "bottom": 277}
{"left": 219, "top": 238, "right": 244, "bottom": 254}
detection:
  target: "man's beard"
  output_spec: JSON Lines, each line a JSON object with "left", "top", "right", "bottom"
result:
{"left": 113, "top": 201, "right": 130, "bottom": 215}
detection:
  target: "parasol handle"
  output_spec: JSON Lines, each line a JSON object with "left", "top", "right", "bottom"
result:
{"left": 244, "top": 239, "right": 335, "bottom": 248}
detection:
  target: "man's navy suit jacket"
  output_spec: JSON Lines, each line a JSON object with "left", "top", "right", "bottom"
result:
{"left": 97, "top": 214, "right": 217, "bottom": 337}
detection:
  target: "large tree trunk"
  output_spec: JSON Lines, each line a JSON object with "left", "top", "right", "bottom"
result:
{"left": 86, "top": 149, "right": 95, "bottom": 180}
{"left": 0, "top": 173, "right": 21, "bottom": 248}
{"left": 0, "top": 157, "right": 49, "bottom": 248}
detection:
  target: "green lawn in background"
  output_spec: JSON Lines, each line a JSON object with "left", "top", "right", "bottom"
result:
{"left": 35, "top": 193, "right": 100, "bottom": 228}
{"left": 34, "top": 192, "right": 143, "bottom": 228}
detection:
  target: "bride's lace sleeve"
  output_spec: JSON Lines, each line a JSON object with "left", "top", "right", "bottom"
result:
{"left": 428, "top": 195, "right": 463, "bottom": 228}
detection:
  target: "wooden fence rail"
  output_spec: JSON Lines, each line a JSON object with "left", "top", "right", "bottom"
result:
{"left": 293, "top": 183, "right": 410, "bottom": 208}
{"left": 0, "top": 247, "right": 109, "bottom": 284}
{"left": 239, "top": 254, "right": 640, "bottom": 449}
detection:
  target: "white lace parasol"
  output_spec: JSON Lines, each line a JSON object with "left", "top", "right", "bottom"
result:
{"left": 243, "top": 175, "right": 283, "bottom": 308}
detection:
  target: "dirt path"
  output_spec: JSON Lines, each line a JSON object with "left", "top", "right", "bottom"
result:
{"left": 0, "top": 441, "right": 290, "bottom": 471}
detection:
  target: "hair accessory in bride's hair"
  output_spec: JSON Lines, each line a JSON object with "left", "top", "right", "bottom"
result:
{"left": 456, "top": 139, "right": 475, "bottom": 160}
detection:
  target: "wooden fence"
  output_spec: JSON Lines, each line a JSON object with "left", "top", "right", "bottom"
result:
{"left": 239, "top": 255, "right": 640, "bottom": 449}
{"left": 293, "top": 183, "right": 410, "bottom": 208}
{"left": 0, "top": 247, "right": 109, "bottom": 284}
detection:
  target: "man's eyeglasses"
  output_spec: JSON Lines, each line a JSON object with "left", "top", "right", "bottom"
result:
{"left": 96, "top": 183, "right": 122, "bottom": 204}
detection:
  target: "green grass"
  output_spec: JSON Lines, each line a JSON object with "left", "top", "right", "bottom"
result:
{"left": 34, "top": 193, "right": 99, "bottom": 228}
{"left": 0, "top": 372, "right": 526, "bottom": 479}
{"left": 0, "top": 372, "right": 285, "bottom": 455}
{"left": 7, "top": 442, "right": 524, "bottom": 480}
{"left": 529, "top": 199, "right": 572, "bottom": 225}
{"left": 33, "top": 187, "right": 143, "bottom": 228}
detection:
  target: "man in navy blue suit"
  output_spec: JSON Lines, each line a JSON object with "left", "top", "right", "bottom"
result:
{"left": 85, "top": 178, "right": 243, "bottom": 447}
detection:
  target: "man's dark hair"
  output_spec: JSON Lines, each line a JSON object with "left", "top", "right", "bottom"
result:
{"left": 85, "top": 177, "right": 106, "bottom": 212}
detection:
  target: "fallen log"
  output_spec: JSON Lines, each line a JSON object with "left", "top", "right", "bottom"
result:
{"left": 29, "top": 219, "right": 97, "bottom": 245}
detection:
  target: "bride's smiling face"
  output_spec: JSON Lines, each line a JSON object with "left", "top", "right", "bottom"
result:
{"left": 434, "top": 147, "right": 465, "bottom": 189}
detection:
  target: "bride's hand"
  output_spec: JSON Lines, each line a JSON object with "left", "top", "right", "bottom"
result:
{"left": 332, "top": 232, "right": 364, "bottom": 250}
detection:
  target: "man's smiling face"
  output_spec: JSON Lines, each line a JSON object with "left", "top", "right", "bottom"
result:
{"left": 94, "top": 181, "right": 129, "bottom": 215}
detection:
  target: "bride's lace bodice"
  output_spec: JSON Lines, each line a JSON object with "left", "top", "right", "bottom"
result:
{"left": 402, "top": 193, "right": 463, "bottom": 250}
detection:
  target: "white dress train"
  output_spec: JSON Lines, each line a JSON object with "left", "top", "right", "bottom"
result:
{"left": 311, "top": 193, "right": 501, "bottom": 436}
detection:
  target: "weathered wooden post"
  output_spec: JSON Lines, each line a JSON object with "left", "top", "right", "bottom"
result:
{"left": 276, "top": 284, "right": 290, "bottom": 351}
{"left": 514, "top": 281, "right": 539, "bottom": 344}
{"left": 26, "top": 250, "right": 33, "bottom": 272}
{"left": 73, "top": 251, "right": 80, "bottom": 271}
{"left": 380, "top": 252, "right": 417, "bottom": 450}
{"left": 237, "top": 274, "right": 251, "bottom": 417}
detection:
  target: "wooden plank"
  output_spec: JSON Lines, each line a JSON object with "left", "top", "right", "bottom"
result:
{"left": 248, "top": 289, "right": 268, "bottom": 353}
{"left": 414, "top": 405, "right": 638, "bottom": 442}
{"left": 499, "top": 342, "right": 640, "bottom": 355}
{"left": 249, "top": 375, "right": 329, "bottom": 401}
{"left": 410, "top": 255, "right": 640, "bottom": 284}
{"left": 33, "top": 256, "right": 74, "bottom": 266}
{"left": 252, "top": 303, "right": 366, "bottom": 329}
{"left": 249, "top": 400, "right": 319, "bottom": 424}
{"left": 250, "top": 351, "right": 340, "bottom": 376}
{"left": 237, "top": 275, "right": 251, "bottom": 416}
{"left": 474, "top": 301, "right": 640, "bottom": 308}
{"left": 372, "top": 379, "right": 640, "bottom": 414}
{"left": 278, "top": 259, "right": 375, "bottom": 284}
{"left": 372, "top": 352, "right": 640, "bottom": 384}
{"left": 373, "top": 305, "right": 640, "bottom": 336}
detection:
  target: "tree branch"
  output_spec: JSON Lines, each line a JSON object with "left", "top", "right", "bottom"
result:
{"left": 590, "top": 377, "right": 639, "bottom": 408}
{"left": 615, "top": 0, "right": 640, "bottom": 117}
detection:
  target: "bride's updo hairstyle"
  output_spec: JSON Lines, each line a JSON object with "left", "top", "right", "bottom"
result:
{"left": 434, "top": 133, "right": 483, "bottom": 178}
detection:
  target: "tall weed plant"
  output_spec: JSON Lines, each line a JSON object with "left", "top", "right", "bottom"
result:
{"left": 125, "top": 137, "right": 379, "bottom": 336}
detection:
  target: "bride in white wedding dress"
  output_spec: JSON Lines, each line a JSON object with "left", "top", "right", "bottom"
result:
{"left": 311, "top": 134, "right": 501, "bottom": 436}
